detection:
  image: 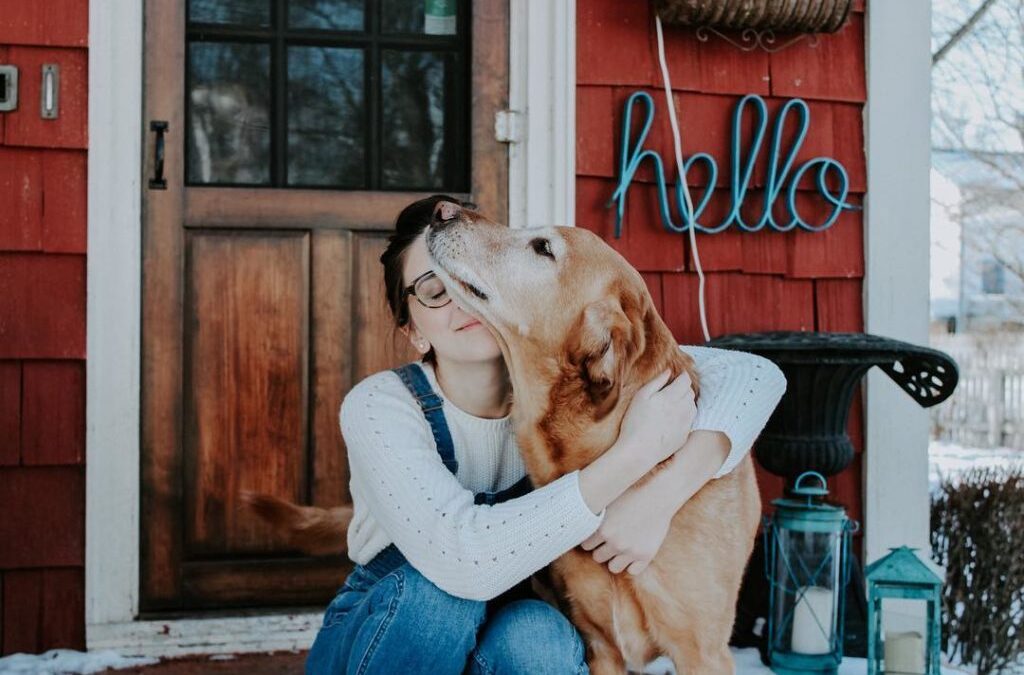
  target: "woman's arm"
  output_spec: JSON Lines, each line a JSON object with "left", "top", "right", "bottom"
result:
{"left": 681, "top": 345, "right": 787, "bottom": 479}
{"left": 581, "top": 347, "right": 787, "bottom": 574}
{"left": 341, "top": 368, "right": 694, "bottom": 601}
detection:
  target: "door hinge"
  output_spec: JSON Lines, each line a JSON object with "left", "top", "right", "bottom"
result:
{"left": 495, "top": 110, "right": 523, "bottom": 143}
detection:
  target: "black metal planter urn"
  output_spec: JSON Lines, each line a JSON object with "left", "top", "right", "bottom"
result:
{"left": 707, "top": 331, "right": 959, "bottom": 490}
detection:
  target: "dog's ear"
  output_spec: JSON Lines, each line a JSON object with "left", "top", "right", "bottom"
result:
{"left": 432, "top": 200, "right": 461, "bottom": 223}
{"left": 571, "top": 297, "right": 637, "bottom": 416}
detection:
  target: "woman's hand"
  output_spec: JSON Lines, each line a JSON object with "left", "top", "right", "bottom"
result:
{"left": 582, "top": 430, "right": 730, "bottom": 574}
{"left": 580, "top": 482, "right": 674, "bottom": 575}
{"left": 576, "top": 369, "right": 697, "bottom": 516}
{"left": 617, "top": 369, "right": 697, "bottom": 468}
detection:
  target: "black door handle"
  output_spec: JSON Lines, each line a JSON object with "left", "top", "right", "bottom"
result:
{"left": 149, "top": 120, "right": 168, "bottom": 189}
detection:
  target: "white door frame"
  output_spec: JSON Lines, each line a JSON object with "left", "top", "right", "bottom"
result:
{"left": 86, "top": 0, "right": 575, "bottom": 657}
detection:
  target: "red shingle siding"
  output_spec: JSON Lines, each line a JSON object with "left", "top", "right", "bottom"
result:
{"left": 0, "top": 0, "right": 88, "bottom": 655}
{"left": 575, "top": 0, "right": 866, "bottom": 528}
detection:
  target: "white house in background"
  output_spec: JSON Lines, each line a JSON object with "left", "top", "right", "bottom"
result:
{"left": 932, "top": 149, "right": 1024, "bottom": 332}
{"left": 930, "top": 167, "right": 962, "bottom": 327}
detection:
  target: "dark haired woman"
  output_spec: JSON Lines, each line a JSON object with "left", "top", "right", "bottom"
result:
{"left": 305, "top": 196, "right": 786, "bottom": 674}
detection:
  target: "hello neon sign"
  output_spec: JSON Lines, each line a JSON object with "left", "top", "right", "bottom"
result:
{"left": 608, "top": 91, "right": 859, "bottom": 236}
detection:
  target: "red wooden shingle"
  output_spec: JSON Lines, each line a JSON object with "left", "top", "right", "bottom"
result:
{"left": 22, "top": 361, "right": 84, "bottom": 466}
{"left": 687, "top": 229, "right": 745, "bottom": 272}
{"left": 42, "top": 151, "right": 87, "bottom": 253}
{"left": 39, "top": 568, "right": 85, "bottom": 650}
{"left": 5, "top": 47, "right": 88, "bottom": 150}
{"left": 659, "top": 22, "right": 771, "bottom": 95}
{"left": 577, "top": 86, "right": 615, "bottom": 178}
{"left": 0, "top": 253, "right": 86, "bottom": 359}
{"left": 2, "top": 570, "right": 43, "bottom": 655}
{"left": 0, "top": 1, "right": 88, "bottom": 48}
{"left": 576, "top": 176, "right": 686, "bottom": 272}
{"left": 0, "top": 362, "right": 20, "bottom": 466}
{"left": 831, "top": 102, "right": 866, "bottom": 193}
{"left": 0, "top": 149, "right": 44, "bottom": 251}
{"left": 641, "top": 273, "right": 663, "bottom": 315}
{"left": 577, "top": 0, "right": 657, "bottom": 87}
{"left": 787, "top": 194, "right": 864, "bottom": 278}
{"left": 0, "top": 467, "right": 84, "bottom": 568}
{"left": 741, "top": 229, "right": 789, "bottom": 275}
{"left": 663, "top": 272, "right": 815, "bottom": 344}
{"left": 769, "top": 14, "right": 866, "bottom": 103}
{"left": 815, "top": 278, "right": 863, "bottom": 331}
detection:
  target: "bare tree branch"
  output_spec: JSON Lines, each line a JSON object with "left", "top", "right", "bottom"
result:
{"left": 933, "top": 0, "right": 1002, "bottom": 66}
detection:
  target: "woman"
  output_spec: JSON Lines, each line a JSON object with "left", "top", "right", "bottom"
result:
{"left": 305, "top": 196, "right": 787, "bottom": 675}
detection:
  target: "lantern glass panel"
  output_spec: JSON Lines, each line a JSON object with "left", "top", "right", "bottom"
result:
{"left": 772, "top": 526, "right": 843, "bottom": 656}
{"left": 878, "top": 598, "right": 930, "bottom": 675}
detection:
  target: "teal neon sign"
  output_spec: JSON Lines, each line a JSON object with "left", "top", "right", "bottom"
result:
{"left": 608, "top": 91, "right": 859, "bottom": 237}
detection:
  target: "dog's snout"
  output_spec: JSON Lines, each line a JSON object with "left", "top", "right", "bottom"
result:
{"left": 432, "top": 201, "right": 461, "bottom": 230}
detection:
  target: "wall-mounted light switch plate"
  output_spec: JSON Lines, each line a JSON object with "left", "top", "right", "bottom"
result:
{"left": 0, "top": 65, "right": 18, "bottom": 112}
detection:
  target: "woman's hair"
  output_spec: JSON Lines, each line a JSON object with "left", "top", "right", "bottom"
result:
{"left": 380, "top": 194, "right": 465, "bottom": 364}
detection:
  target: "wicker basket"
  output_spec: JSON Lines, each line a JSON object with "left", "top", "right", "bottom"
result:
{"left": 654, "top": 0, "right": 852, "bottom": 34}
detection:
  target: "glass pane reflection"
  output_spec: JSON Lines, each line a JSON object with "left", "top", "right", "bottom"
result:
{"left": 381, "top": 50, "right": 448, "bottom": 189}
{"left": 382, "top": 0, "right": 458, "bottom": 35}
{"left": 189, "top": 0, "right": 270, "bottom": 26}
{"left": 287, "top": 47, "right": 365, "bottom": 187}
{"left": 289, "top": 0, "right": 364, "bottom": 31}
{"left": 187, "top": 42, "right": 271, "bottom": 185}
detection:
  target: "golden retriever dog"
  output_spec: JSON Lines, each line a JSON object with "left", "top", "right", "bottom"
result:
{"left": 251, "top": 203, "right": 761, "bottom": 674}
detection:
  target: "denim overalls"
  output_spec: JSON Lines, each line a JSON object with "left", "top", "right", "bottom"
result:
{"left": 361, "top": 362, "right": 534, "bottom": 574}
{"left": 305, "top": 363, "right": 591, "bottom": 675}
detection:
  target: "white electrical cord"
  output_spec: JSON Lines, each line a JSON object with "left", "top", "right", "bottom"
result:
{"left": 654, "top": 14, "right": 711, "bottom": 343}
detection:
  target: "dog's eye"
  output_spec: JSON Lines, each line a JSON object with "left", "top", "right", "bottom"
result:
{"left": 529, "top": 238, "right": 555, "bottom": 260}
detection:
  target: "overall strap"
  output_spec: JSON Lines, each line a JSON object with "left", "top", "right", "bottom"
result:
{"left": 474, "top": 475, "right": 534, "bottom": 506}
{"left": 392, "top": 363, "right": 459, "bottom": 476}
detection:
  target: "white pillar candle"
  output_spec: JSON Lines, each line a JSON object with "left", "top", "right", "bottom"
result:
{"left": 884, "top": 631, "right": 925, "bottom": 674}
{"left": 790, "top": 586, "right": 835, "bottom": 654}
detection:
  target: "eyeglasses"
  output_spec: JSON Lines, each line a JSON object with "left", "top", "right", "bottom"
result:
{"left": 403, "top": 270, "right": 452, "bottom": 309}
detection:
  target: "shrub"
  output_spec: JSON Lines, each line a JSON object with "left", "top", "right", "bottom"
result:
{"left": 930, "top": 463, "right": 1024, "bottom": 674}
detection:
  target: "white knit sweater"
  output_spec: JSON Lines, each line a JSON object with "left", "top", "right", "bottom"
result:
{"left": 340, "top": 345, "right": 786, "bottom": 601}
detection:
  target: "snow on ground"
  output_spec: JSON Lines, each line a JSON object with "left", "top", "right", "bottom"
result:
{"left": 929, "top": 440, "right": 1024, "bottom": 492}
{"left": 0, "top": 649, "right": 157, "bottom": 674}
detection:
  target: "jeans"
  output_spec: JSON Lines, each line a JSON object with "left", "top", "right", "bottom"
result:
{"left": 305, "top": 560, "right": 589, "bottom": 675}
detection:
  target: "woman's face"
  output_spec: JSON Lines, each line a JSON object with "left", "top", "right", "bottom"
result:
{"left": 402, "top": 234, "right": 502, "bottom": 364}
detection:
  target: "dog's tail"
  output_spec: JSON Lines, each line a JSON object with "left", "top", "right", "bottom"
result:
{"left": 242, "top": 492, "right": 353, "bottom": 557}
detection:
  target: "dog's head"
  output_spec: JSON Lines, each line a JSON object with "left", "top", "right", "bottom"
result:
{"left": 425, "top": 201, "right": 679, "bottom": 424}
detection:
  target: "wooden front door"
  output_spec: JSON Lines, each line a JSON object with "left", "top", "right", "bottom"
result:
{"left": 141, "top": 0, "right": 508, "bottom": 612}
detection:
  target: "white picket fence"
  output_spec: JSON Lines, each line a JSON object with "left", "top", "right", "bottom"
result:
{"left": 929, "top": 332, "right": 1024, "bottom": 450}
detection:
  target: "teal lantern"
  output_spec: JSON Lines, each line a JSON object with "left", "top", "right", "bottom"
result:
{"left": 764, "top": 471, "right": 858, "bottom": 674}
{"left": 865, "top": 547, "right": 943, "bottom": 675}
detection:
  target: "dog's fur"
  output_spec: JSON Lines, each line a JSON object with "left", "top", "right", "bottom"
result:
{"left": 250, "top": 204, "right": 761, "bottom": 674}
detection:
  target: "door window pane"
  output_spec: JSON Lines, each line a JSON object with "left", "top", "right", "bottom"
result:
{"left": 382, "top": 50, "right": 448, "bottom": 189}
{"left": 287, "top": 47, "right": 365, "bottom": 187}
{"left": 189, "top": 0, "right": 270, "bottom": 26}
{"left": 187, "top": 42, "right": 271, "bottom": 185}
{"left": 383, "top": 0, "right": 459, "bottom": 35}
{"left": 184, "top": 1, "right": 469, "bottom": 190}
{"left": 289, "top": 0, "right": 364, "bottom": 31}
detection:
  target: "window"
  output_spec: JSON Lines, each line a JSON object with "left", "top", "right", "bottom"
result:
{"left": 980, "top": 258, "right": 1006, "bottom": 295}
{"left": 185, "top": 0, "right": 470, "bottom": 191}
